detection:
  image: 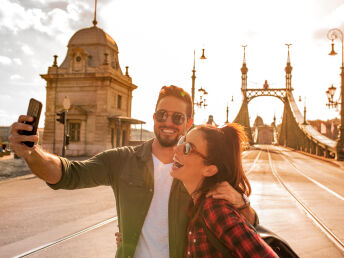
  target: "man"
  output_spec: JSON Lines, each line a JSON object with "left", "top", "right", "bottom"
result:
{"left": 10, "top": 85, "right": 256, "bottom": 258}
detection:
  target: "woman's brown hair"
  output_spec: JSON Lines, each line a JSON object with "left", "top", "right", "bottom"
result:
{"left": 194, "top": 123, "right": 251, "bottom": 198}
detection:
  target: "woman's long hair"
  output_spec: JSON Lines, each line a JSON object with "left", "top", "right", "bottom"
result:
{"left": 193, "top": 123, "right": 251, "bottom": 199}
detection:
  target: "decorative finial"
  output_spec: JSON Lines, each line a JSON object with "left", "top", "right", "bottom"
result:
{"left": 125, "top": 66, "right": 129, "bottom": 76}
{"left": 240, "top": 45, "right": 248, "bottom": 75}
{"left": 53, "top": 55, "right": 58, "bottom": 67}
{"left": 241, "top": 45, "right": 247, "bottom": 63}
{"left": 285, "top": 43, "right": 292, "bottom": 63}
{"left": 193, "top": 50, "right": 196, "bottom": 70}
{"left": 93, "top": 0, "right": 98, "bottom": 26}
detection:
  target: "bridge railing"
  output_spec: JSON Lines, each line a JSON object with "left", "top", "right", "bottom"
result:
{"left": 284, "top": 91, "right": 337, "bottom": 157}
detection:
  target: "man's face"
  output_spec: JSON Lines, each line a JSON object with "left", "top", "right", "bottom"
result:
{"left": 153, "top": 96, "right": 192, "bottom": 147}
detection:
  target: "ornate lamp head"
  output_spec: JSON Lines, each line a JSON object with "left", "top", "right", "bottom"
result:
{"left": 200, "top": 49, "right": 207, "bottom": 59}
{"left": 329, "top": 40, "right": 337, "bottom": 56}
{"left": 328, "top": 84, "right": 337, "bottom": 97}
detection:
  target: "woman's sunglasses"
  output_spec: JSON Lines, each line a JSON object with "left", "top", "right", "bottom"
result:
{"left": 155, "top": 109, "right": 186, "bottom": 125}
{"left": 177, "top": 136, "right": 209, "bottom": 160}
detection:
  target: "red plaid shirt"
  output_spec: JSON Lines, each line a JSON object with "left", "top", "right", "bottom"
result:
{"left": 185, "top": 197, "right": 278, "bottom": 258}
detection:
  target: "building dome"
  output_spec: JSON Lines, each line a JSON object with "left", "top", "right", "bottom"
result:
{"left": 253, "top": 116, "right": 264, "bottom": 127}
{"left": 60, "top": 25, "right": 122, "bottom": 72}
{"left": 68, "top": 26, "right": 118, "bottom": 52}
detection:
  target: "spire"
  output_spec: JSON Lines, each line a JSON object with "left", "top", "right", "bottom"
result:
{"left": 285, "top": 43, "right": 292, "bottom": 73}
{"left": 241, "top": 45, "right": 248, "bottom": 74}
{"left": 285, "top": 43, "right": 293, "bottom": 90}
{"left": 93, "top": 0, "right": 98, "bottom": 26}
{"left": 193, "top": 49, "right": 196, "bottom": 70}
{"left": 243, "top": 45, "right": 247, "bottom": 63}
{"left": 241, "top": 45, "right": 248, "bottom": 90}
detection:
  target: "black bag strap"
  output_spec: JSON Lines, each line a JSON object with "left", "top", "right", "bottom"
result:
{"left": 255, "top": 225, "right": 299, "bottom": 258}
{"left": 199, "top": 201, "right": 234, "bottom": 257}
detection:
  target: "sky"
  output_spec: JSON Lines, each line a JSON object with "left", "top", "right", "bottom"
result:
{"left": 1, "top": 0, "right": 344, "bottom": 131}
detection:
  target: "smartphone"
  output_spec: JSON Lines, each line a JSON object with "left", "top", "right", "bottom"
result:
{"left": 21, "top": 98, "right": 42, "bottom": 147}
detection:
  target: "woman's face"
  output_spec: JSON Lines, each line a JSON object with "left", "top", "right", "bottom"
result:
{"left": 171, "top": 128, "right": 216, "bottom": 188}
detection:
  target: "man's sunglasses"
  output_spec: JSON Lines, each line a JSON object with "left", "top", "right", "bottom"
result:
{"left": 155, "top": 109, "right": 186, "bottom": 125}
{"left": 177, "top": 136, "right": 209, "bottom": 160}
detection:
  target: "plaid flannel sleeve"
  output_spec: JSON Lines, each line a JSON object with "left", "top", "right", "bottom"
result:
{"left": 203, "top": 199, "right": 278, "bottom": 258}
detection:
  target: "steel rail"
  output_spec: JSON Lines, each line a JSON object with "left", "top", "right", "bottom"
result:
{"left": 245, "top": 150, "right": 262, "bottom": 175}
{"left": 278, "top": 149, "right": 344, "bottom": 201}
{"left": 267, "top": 147, "right": 344, "bottom": 253}
{"left": 14, "top": 216, "right": 118, "bottom": 257}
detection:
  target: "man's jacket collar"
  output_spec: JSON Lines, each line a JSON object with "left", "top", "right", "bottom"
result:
{"left": 135, "top": 138, "right": 154, "bottom": 162}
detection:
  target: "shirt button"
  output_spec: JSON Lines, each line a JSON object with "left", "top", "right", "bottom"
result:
{"left": 187, "top": 251, "right": 191, "bottom": 256}
{"left": 193, "top": 238, "right": 196, "bottom": 243}
{"left": 189, "top": 231, "right": 192, "bottom": 235}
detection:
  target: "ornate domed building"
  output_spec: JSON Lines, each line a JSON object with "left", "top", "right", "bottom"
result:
{"left": 41, "top": 22, "right": 144, "bottom": 156}
{"left": 252, "top": 115, "right": 276, "bottom": 145}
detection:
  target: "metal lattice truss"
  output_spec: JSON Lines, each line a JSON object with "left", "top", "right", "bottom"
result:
{"left": 245, "top": 88, "right": 287, "bottom": 103}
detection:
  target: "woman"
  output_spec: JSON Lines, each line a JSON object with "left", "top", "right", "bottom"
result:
{"left": 171, "top": 123, "right": 278, "bottom": 257}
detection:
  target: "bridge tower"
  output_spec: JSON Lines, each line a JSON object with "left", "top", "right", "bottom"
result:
{"left": 233, "top": 46, "right": 253, "bottom": 143}
{"left": 279, "top": 44, "right": 303, "bottom": 149}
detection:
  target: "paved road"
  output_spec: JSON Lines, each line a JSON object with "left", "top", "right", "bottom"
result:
{"left": 0, "top": 146, "right": 343, "bottom": 257}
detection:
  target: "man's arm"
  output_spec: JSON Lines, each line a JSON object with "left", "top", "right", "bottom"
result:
{"left": 206, "top": 181, "right": 258, "bottom": 225}
{"left": 9, "top": 115, "right": 62, "bottom": 184}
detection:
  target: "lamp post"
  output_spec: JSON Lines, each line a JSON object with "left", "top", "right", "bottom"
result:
{"left": 191, "top": 49, "right": 207, "bottom": 120}
{"left": 62, "top": 96, "right": 71, "bottom": 157}
{"left": 299, "top": 96, "right": 307, "bottom": 125}
{"left": 326, "top": 28, "right": 344, "bottom": 160}
{"left": 225, "top": 96, "right": 234, "bottom": 123}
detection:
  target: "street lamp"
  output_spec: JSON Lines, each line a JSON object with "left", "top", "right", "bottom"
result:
{"left": 299, "top": 96, "right": 307, "bottom": 125}
{"left": 195, "top": 86, "right": 208, "bottom": 109}
{"left": 191, "top": 49, "right": 207, "bottom": 120}
{"left": 62, "top": 96, "right": 71, "bottom": 157}
{"left": 225, "top": 96, "right": 234, "bottom": 123}
{"left": 326, "top": 84, "right": 339, "bottom": 108}
{"left": 326, "top": 28, "right": 344, "bottom": 160}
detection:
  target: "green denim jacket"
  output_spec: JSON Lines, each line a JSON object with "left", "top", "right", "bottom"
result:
{"left": 49, "top": 139, "right": 191, "bottom": 258}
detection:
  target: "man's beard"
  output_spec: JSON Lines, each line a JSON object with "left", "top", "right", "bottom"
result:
{"left": 154, "top": 126, "right": 181, "bottom": 147}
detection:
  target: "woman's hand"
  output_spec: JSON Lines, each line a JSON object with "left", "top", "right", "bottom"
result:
{"left": 206, "top": 181, "right": 258, "bottom": 225}
{"left": 206, "top": 181, "right": 245, "bottom": 209}
{"left": 115, "top": 232, "right": 122, "bottom": 247}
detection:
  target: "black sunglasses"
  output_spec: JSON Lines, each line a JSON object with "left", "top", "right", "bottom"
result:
{"left": 177, "top": 136, "right": 209, "bottom": 160}
{"left": 155, "top": 109, "right": 186, "bottom": 125}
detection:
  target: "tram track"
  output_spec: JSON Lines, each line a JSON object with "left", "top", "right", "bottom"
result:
{"left": 266, "top": 146, "right": 344, "bottom": 253}
{"left": 14, "top": 217, "right": 118, "bottom": 257}
{"left": 14, "top": 149, "right": 262, "bottom": 257}
{"left": 11, "top": 146, "right": 344, "bottom": 257}
{"left": 245, "top": 150, "right": 262, "bottom": 175}
{"left": 275, "top": 147, "right": 344, "bottom": 201}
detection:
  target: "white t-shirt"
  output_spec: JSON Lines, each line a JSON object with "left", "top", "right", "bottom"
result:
{"left": 134, "top": 154, "right": 173, "bottom": 258}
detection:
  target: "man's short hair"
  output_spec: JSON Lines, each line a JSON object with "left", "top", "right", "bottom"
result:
{"left": 155, "top": 85, "right": 193, "bottom": 118}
